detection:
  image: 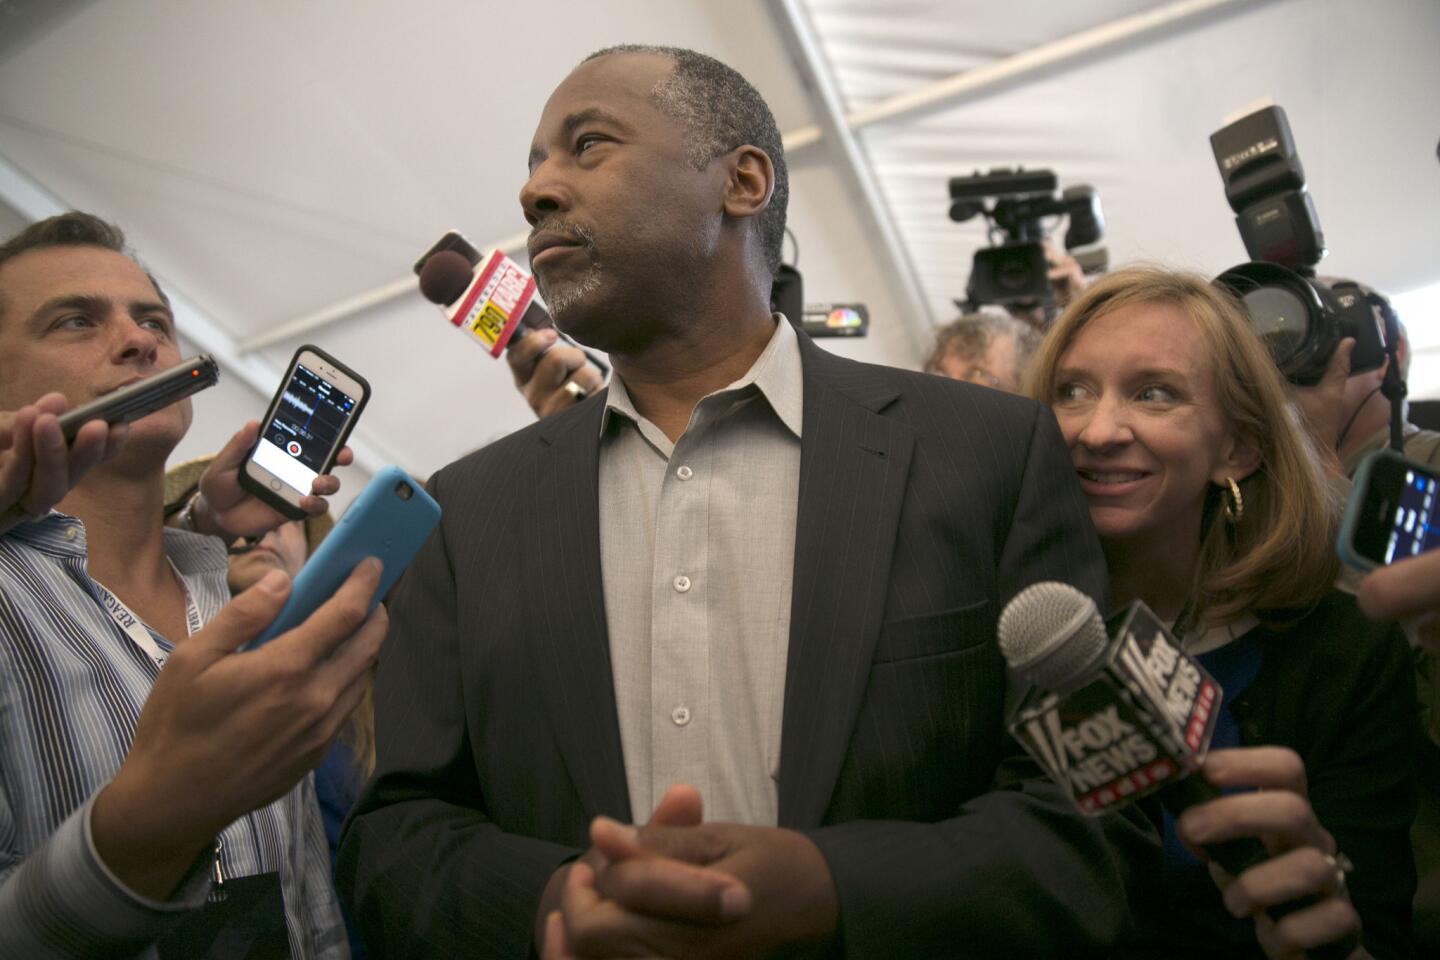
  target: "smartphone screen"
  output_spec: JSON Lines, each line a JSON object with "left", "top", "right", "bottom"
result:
{"left": 1352, "top": 454, "right": 1440, "bottom": 565}
{"left": 244, "top": 347, "right": 368, "bottom": 515}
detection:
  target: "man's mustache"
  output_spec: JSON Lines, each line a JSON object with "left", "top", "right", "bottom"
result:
{"left": 529, "top": 219, "right": 598, "bottom": 255}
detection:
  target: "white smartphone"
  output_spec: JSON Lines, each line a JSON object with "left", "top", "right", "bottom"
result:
{"left": 240, "top": 345, "right": 370, "bottom": 520}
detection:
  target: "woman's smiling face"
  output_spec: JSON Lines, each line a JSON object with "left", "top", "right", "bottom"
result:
{"left": 1050, "top": 301, "right": 1243, "bottom": 545}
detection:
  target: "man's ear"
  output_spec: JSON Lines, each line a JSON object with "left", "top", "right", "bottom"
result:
{"left": 721, "top": 145, "right": 774, "bottom": 222}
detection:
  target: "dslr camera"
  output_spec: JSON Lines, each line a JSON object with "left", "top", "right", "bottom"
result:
{"left": 1210, "top": 105, "right": 1395, "bottom": 386}
{"left": 948, "top": 168, "right": 1106, "bottom": 312}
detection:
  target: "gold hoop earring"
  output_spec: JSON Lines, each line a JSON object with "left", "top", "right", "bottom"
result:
{"left": 1222, "top": 477, "right": 1244, "bottom": 525}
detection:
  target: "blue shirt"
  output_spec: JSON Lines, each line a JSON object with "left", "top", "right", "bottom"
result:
{"left": 0, "top": 513, "right": 348, "bottom": 959}
{"left": 1160, "top": 634, "right": 1266, "bottom": 870}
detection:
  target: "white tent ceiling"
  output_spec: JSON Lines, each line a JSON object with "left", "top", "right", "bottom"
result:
{"left": 1, "top": 0, "right": 1436, "bottom": 508}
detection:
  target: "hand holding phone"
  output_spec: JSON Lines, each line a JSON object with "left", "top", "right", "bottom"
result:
{"left": 182, "top": 418, "right": 356, "bottom": 543}
{"left": 1357, "top": 550, "right": 1440, "bottom": 652}
{"left": 240, "top": 346, "right": 369, "bottom": 521}
{"left": 1337, "top": 448, "right": 1440, "bottom": 570}
{"left": 244, "top": 466, "right": 440, "bottom": 650}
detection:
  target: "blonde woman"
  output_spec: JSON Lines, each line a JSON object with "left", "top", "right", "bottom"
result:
{"left": 1027, "top": 267, "right": 1415, "bottom": 959}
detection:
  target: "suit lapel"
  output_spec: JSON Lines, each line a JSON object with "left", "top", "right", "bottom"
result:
{"left": 526, "top": 396, "right": 632, "bottom": 822}
{"left": 778, "top": 340, "right": 914, "bottom": 828}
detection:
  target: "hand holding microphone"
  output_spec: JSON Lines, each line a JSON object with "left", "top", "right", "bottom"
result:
{"left": 415, "top": 232, "right": 608, "bottom": 414}
{"left": 998, "top": 582, "right": 1361, "bottom": 960}
{"left": 0, "top": 393, "right": 129, "bottom": 534}
{"left": 506, "top": 328, "right": 606, "bottom": 420}
{"left": 1180, "top": 748, "right": 1364, "bottom": 960}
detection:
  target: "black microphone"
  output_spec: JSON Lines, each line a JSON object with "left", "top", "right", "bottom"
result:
{"left": 999, "top": 583, "right": 1349, "bottom": 957}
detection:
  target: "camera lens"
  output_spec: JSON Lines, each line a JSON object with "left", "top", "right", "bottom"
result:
{"left": 1241, "top": 286, "right": 1311, "bottom": 366}
{"left": 1215, "top": 260, "right": 1338, "bottom": 385}
{"left": 394, "top": 481, "right": 413, "bottom": 501}
{"left": 997, "top": 254, "right": 1035, "bottom": 292}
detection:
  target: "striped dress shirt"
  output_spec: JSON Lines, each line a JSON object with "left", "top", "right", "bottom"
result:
{"left": 0, "top": 514, "right": 347, "bottom": 959}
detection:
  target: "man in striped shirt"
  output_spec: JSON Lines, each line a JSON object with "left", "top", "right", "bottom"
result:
{"left": 0, "top": 212, "right": 385, "bottom": 958}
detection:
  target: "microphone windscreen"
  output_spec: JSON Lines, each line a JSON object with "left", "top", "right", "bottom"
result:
{"left": 419, "top": 250, "right": 475, "bottom": 305}
{"left": 998, "top": 581, "right": 1109, "bottom": 691}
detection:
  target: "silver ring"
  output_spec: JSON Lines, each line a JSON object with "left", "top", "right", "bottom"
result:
{"left": 563, "top": 381, "right": 588, "bottom": 401}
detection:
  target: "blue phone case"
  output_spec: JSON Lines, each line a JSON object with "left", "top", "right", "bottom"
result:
{"left": 245, "top": 466, "right": 440, "bottom": 649}
{"left": 1336, "top": 450, "right": 1386, "bottom": 572}
{"left": 1336, "top": 448, "right": 1440, "bottom": 571}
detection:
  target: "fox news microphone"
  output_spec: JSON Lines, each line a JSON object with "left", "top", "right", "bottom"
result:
{"left": 413, "top": 230, "right": 609, "bottom": 376}
{"left": 999, "top": 582, "right": 1345, "bottom": 956}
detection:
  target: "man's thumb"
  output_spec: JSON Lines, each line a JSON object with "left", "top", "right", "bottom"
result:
{"left": 207, "top": 420, "right": 260, "bottom": 477}
{"left": 192, "top": 569, "right": 291, "bottom": 655}
{"left": 648, "top": 782, "right": 704, "bottom": 828}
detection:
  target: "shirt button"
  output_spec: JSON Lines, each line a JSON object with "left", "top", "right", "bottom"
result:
{"left": 673, "top": 575, "right": 691, "bottom": 593}
{"left": 676, "top": 465, "right": 693, "bottom": 481}
{"left": 64, "top": 527, "right": 78, "bottom": 541}
{"left": 671, "top": 706, "right": 691, "bottom": 726}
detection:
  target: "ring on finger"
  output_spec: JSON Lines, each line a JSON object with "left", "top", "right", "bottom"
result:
{"left": 563, "top": 381, "right": 588, "bottom": 401}
{"left": 1324, "top": 852, "right": 1354, "bottom": 893}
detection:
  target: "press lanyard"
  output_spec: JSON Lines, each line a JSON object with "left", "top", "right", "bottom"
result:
{"left": 91, "top": 565, "right": 234, "bottom": 902}
{"left": 94, "top": 559, "right": 202, "bottom": 668}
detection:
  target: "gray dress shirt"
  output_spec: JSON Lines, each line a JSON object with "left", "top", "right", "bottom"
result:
{"left": 0, "top": 516, "right": 347, "bottom": 959}
{"left": 598, "top": 317, "right": 803, "bottom": 826}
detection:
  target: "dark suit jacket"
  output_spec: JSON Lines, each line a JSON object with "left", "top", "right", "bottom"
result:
{"left": 337, "top": 334, "right": 1156, "bottom": 958}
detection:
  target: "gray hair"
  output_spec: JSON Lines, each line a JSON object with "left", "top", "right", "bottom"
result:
{"left": 924, "top": 312, "right": 1040, "bottom": 382}
{"left": 584, "top": 44, "right": 789, "bottom": 276}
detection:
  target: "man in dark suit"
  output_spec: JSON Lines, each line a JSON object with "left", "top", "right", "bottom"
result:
{"left": 338, "top": 44, "right": 1154, "bottom": 958}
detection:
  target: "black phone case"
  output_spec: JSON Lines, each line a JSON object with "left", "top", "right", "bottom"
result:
{"left": 239, "top": 344, "right": 370, "bottom": 521}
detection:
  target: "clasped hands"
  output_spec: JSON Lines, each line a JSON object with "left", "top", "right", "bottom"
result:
{"left": 539, "top": 784, "right": 837, "bottom": 960}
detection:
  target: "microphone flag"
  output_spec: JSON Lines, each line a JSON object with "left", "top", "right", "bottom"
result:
{"left": 1008, "top": 600, "right": 1221, "bottom": 815}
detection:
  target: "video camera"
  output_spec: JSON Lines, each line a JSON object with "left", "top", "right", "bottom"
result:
{"left": 948, "top": 168, "right": 1106, "bottom": 312}
{"left": 1210, "top": 105, "right": 1396, "bottom": 386}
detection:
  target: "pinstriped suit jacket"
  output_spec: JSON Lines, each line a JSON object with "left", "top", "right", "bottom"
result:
{"left": 338, "top": 333, "right": 1156, "bottom": 958}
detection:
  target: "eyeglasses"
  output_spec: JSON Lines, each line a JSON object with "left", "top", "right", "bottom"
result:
{"left": 959, "top": 366, "right": 1010, "bottom": 391}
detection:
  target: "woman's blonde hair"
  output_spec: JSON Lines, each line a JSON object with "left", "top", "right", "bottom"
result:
{"left": 1025, "top": 266, "right": 1339, "bottom": 625}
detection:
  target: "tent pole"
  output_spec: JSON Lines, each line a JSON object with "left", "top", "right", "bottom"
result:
{"left": 243, "top": 0, "right": 1267, "bottom": 355}
{"left": 767, "top": 0, "right": 938, "bottom": 359}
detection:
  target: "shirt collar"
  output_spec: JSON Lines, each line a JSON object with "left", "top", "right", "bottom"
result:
{"left": 3, "top": 510, "right": 229, "bottom": 576}
{"left": 600, "top": 315, "right": 805, "bottom": 440}
{"left": 2, "top": 511, "right": 88, "bottom": 557}
{"left": 1182, "top": 613, "right": 1261, "bottom": 656}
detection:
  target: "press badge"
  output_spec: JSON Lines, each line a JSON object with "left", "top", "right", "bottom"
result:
{"left": 155, "top": 872, "right": 290, "bottom": 960}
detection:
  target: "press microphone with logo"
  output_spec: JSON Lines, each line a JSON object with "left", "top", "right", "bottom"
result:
{"left": 413, "top": 230, "right": 609, "bottom": 377}
{"left": 998, "top": 582, "right": 1340, "bottom": 942}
